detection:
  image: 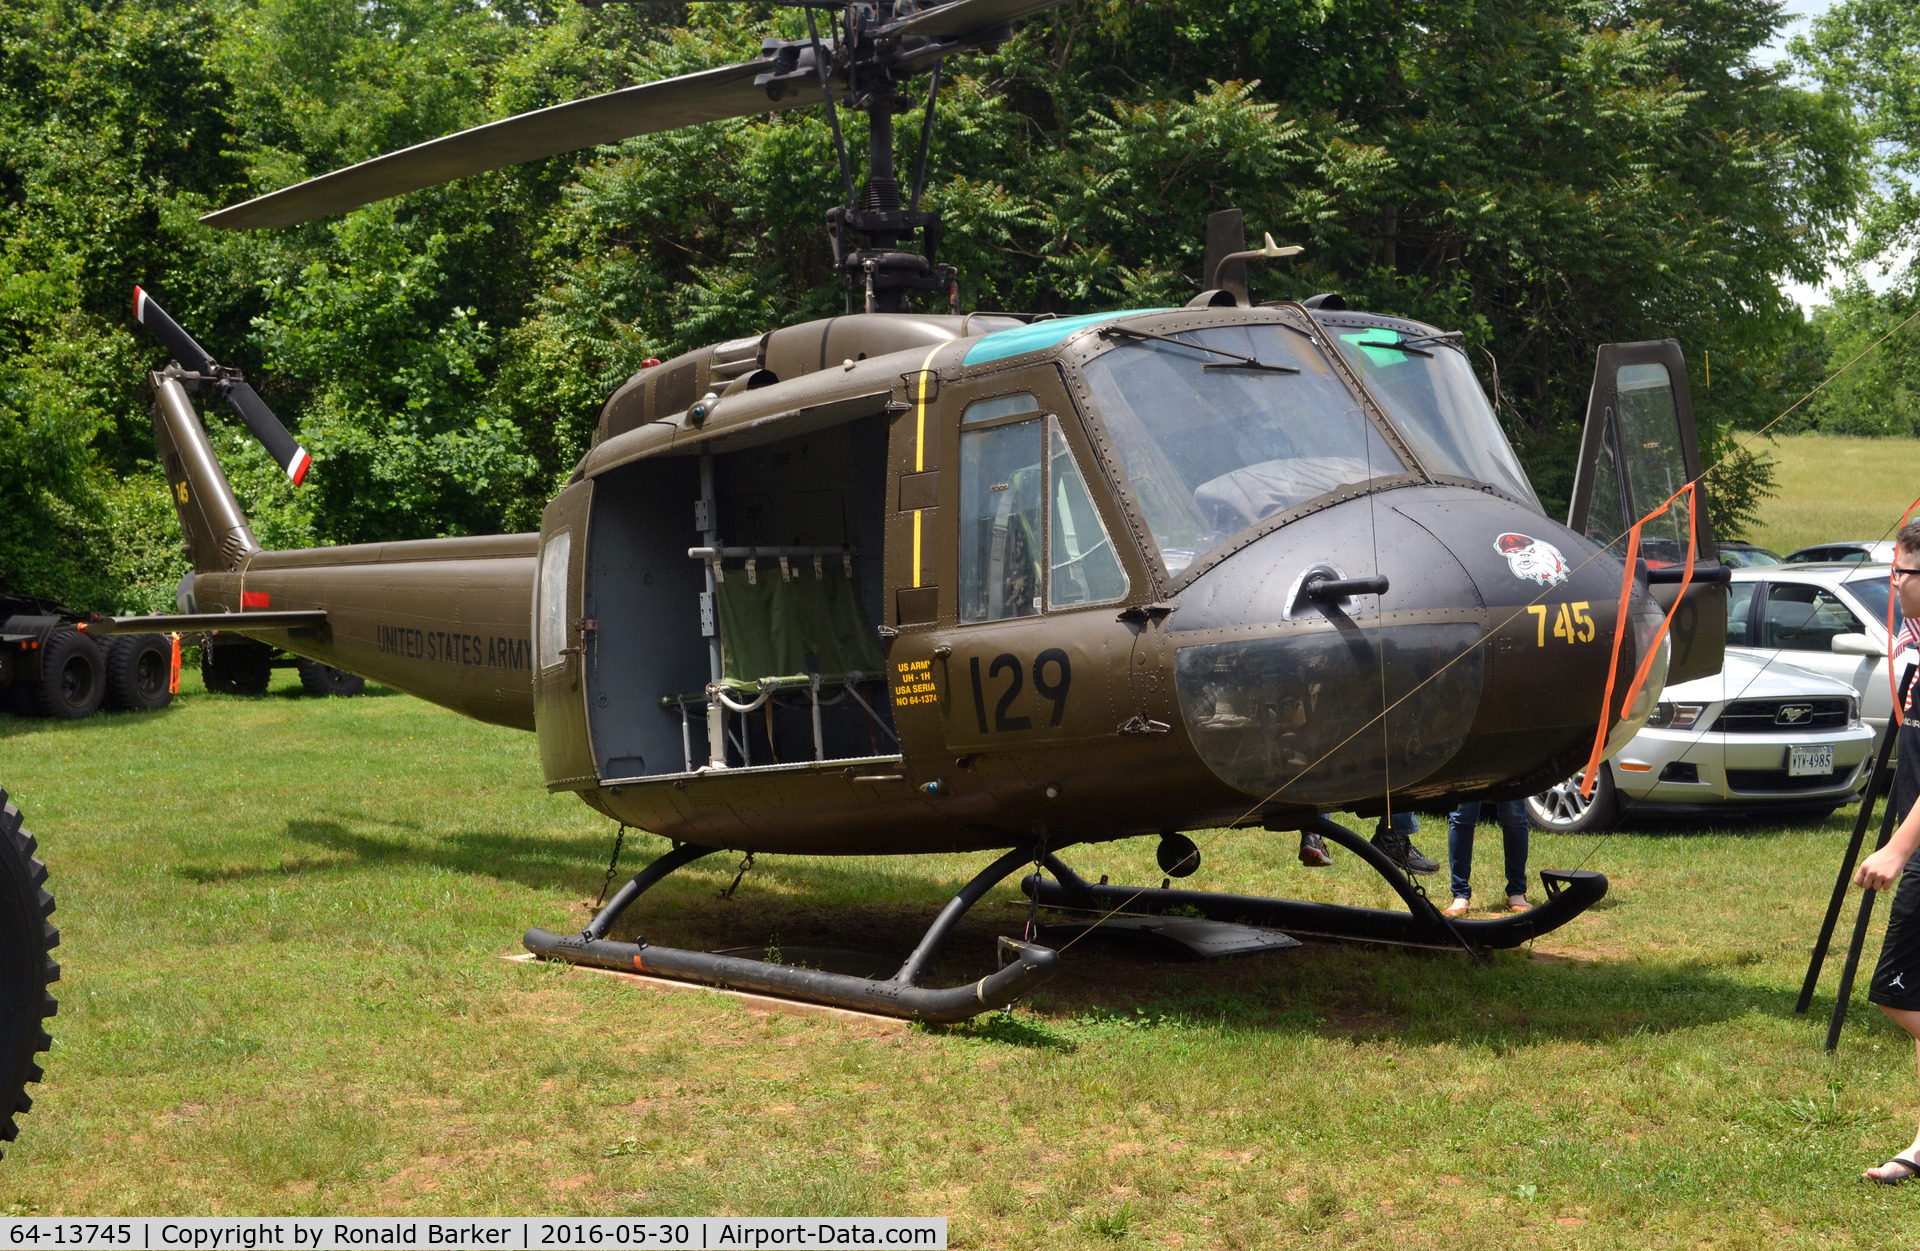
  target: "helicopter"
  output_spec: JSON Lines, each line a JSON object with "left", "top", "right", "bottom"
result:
{"left": 99, "top": 0, "right": 1731, "bottom": 1022}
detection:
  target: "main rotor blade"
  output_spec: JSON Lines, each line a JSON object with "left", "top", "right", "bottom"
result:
{"left": 203, "top": 59, "right": 803, "bottom": 230}
{"left": 876, "top": 0, "right": 1075, "bottom": 40}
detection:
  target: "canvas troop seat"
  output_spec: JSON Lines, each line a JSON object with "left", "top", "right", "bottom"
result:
{"left": 661, "top": 550, "right": 892, "bottom": 770}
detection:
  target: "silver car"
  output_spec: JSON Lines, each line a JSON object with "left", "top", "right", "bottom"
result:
{"left": 1528, "top": 651, "right": 1875, "bottom": 832}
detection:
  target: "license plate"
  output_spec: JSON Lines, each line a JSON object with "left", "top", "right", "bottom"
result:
{"left": 1789, "top": 745, "right": 1834, "bottom": 777}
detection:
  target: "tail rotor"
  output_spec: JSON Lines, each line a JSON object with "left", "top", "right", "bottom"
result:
{"left": 133, "top": 287, "right": 312, "bottom": 486}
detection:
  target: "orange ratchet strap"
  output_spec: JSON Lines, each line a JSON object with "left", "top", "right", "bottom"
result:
{"left": 1580, "top": 482, "right": 1699, "bottom": 798}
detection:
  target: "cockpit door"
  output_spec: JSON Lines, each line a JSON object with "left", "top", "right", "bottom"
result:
{"left": 1567, "top": 339, "right": 1726, "bottom": 684}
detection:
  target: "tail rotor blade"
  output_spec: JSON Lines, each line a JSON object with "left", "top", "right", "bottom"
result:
{"left": 132, "top": 287, "right": 218, "bottom": 375}
{"left": 218, "top": 380, "right": 312, "bottom": 486}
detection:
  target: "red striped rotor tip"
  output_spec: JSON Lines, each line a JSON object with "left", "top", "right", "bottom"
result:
{"left": 288, "top": 447, "right": 312, "bottom": 486}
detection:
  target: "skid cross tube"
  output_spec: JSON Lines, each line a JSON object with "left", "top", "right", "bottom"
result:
{"left": 1024, "top": 818, "right": 1607, "bottom": 952}
{"left": 526, "top": 842, "right": 1060, "bottom": 1022}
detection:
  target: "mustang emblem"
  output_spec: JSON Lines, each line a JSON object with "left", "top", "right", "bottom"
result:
{"left": 1495, "top": 533, "right": 1570, "bottom": 588}
{"left": 1776, "top": 704, "right": 1814, "bottom": 725}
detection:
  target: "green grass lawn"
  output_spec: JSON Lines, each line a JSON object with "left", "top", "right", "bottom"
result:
{"left": 1743, "top": 433, "right": 1920, "bottom": 556}
{"left": 4, "top": 675, "right": 1920, "bottom": 1247}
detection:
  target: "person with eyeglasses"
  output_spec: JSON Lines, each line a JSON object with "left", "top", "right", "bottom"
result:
{"left": 1853, "top": 520, "right": 1920, "bottom": 1183}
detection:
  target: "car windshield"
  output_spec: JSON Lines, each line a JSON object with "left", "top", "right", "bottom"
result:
{"left": 1327, "top": 326, "right": 1541, "bottom": 511}
{"left": 1721, "top": 547, "right": 1781, "bottom": 567}
{"left": 1845, "top": 574, "right": 1904, "bottom": 636}
{"left": 1080, "top": 323, "right": 1403, "bottom": 576}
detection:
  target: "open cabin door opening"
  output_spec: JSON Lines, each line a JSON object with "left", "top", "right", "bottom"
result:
{"left": 1567, "top": 339, "right": 1728, "bottom": 685}
{"left": 581, "top": 414, "right": 900, "bottom": 783}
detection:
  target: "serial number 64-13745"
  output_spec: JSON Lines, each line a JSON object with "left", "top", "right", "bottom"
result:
{"left": 10, "top": 1226, "right": 135, "bottom": 1245}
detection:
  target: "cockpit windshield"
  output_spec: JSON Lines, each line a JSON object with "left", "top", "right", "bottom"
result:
{"left": 1326, "top": 323, "right": 1541, "bottom": 511}
{"left": 1080, "top": 323, "right": 1404, "bottom": 577}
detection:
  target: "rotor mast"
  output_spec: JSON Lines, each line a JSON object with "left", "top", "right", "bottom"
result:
{"left": 816, "top": 3, "right": 955, "bottom": 314}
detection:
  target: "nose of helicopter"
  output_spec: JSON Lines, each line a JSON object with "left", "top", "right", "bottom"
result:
{"left": 1167, "top": 484, "right": 1666, "bottom": 808}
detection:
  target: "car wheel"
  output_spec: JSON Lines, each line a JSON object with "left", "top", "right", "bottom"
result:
{"left": 1527, "top": 765, "right": 1621, "bottom": 833}
{"left": 296, "top": 659, "right": 365, "bottom": 697}
{"left": 30, "top": 629, "right": 104, "bottom": 720}
{"left": 103, "top": 634, "right": 173, "bottom": 712}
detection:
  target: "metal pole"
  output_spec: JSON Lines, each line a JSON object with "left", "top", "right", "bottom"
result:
{"left": 1798, "top": 699, "right": 1904, "bottom": 1012}
{"left": 700, "top": 452, "right": 727, "bottom": 769}
{"left": 1827, "top": 745, "right": 1911, "bottom": 1052}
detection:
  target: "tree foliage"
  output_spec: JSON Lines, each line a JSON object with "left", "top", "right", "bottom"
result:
{"left": 1793, "top": 0, "right": 1920, "bottom": 438}
{"left": 0, "top": 0, "right": 1869, "bottom": 606}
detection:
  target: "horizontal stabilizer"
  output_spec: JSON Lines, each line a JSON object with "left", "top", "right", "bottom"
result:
{"left": 92, "top": 610, "right": 328, "bottom": 635}
{"left": 202, "top": 59, "right": 803, "bottom": 230}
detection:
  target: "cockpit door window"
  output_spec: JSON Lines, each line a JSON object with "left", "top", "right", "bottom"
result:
{"left": 1568, "top": 340, "right": 1717, "bottom": 566}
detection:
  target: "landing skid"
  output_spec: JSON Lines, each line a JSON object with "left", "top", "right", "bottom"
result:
{"left": 1022, "top": 818, "right": 1607, "bottom": 954}
{"left": 525, "top": 842, "right": 1059, "bottom": 1023}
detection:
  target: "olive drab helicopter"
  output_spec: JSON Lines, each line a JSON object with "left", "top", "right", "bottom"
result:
{"left": 99, "top": 0, "right": 1731, "bottom": 1021}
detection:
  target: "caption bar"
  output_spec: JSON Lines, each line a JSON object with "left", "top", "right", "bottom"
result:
{"left": 1, "top": 1221, "right": 945, "bottom": 1251}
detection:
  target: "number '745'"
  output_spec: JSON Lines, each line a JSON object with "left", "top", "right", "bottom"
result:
{"left": 1527, "top": 601, "right": 1595, "bottom": 646}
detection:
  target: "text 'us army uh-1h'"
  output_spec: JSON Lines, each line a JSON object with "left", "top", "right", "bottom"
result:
{"left": 104, "top": 0, "right": 1731, "bottom": 1021}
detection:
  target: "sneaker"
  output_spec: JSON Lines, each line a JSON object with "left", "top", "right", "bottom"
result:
{"left": 1371, "top": 830, "right": 1440, "bottom": 876}
{"left": 1443, "top": 896, "right": 1470, "bottom": 918}
{"left": 1506, "top": 894, "right": 1530, "bottom": 912}
{"left": 1299, "top": 830, "right": 1332, "bottom": 867}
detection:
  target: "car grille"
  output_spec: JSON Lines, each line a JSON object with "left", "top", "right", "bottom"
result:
{"left": 1710, "top": 698, "right": 1852, "bottom": 734}
{"left": 1727, "top": 766, "right": 1854, "bottom": 793}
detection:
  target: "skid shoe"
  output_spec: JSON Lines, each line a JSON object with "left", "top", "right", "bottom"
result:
{"left": 525, "top": 842, "right": 1059, "bottom": 1023}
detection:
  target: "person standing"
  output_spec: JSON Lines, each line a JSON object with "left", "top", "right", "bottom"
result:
{"left": 1442, "top": 799, "right": 1530, "bottom": 916}
{"left": 1856, "top": 521, "right": 1920, "bottom": 1184}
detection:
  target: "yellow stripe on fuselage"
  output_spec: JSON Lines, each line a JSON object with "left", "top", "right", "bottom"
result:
{"left": 912, "top": 345, "right": 940, "bottom": 587}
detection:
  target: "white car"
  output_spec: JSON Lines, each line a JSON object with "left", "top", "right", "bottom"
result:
{"left": 1785, "top": 541, "right": 1898, "bottom": 565}
{"left": 1726, "top": 562, "right": 1916, "bottom": 758}
{"left": 1528, "top": 651, "right": 1875, "bottom": 832}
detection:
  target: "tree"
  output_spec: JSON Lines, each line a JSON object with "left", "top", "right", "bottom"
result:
{"left": 1794, "top": 0, "right": 1920, "bottom": 438}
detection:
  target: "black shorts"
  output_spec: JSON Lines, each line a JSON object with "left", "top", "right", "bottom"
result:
{"left": 1869, "top": 723, "right": 1920, "bottom": 1011}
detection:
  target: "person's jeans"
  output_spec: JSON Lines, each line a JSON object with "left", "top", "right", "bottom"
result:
{"left": 1374, "top": 809, "right": 1419, "bottom": 839}
{"left": 1446, "top": 800, "right": 1528, "bottom": 899}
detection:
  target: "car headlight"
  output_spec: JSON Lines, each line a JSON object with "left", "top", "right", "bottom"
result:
{"left": 1647, "top": 701, "right": 1707, "bottom": 729}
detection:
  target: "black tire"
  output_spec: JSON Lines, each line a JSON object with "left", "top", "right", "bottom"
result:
{"left": 103, "top": 634, "right": 173, "bottom": 713}
{"left": 0, "top": 789, "right": 57, "bottom": 1155}
{"left": 30, "top": 629, "right": 104, "bottom": 720}
{"left": 1526, "top": 765, "right": 1621, "bottom": 833}
{"left": 202, "top": 641, "right": 273, "bottom": 695}
{"left": 296, "top": 659, "right": 366, "bottom": 697}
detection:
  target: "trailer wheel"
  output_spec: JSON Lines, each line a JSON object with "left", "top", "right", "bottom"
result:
{"left": 0, "top": 788, "right": 57, "bottom": 1155}
{"left": 202, "top": 641, "right": 273, "bottom": 696}
{"left": 31, "top": 629, "right": 104, "bottom": 720}
{"left": 296, "top": 659, "right": 366, "bottom": 698}
{"left": 103, "top": 634, "right": 173, "bottom": 713}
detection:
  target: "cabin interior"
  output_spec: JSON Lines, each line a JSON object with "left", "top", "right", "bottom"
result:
{"left": 581, "top": 414, "right": 896, "bottom": 782}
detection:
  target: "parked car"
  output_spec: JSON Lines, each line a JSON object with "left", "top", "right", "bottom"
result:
{"left": 1725, "top": 563, "right": 1914, "bottom": 759}
{"left": 1528, "top": 652, "right": 1875, "bottom": 832}
{"left": 1718, "top": 541, "right": 1783, "bottom": 568}
{"left": 1786, "top": 541, "right": 1897, "bottom": 564}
